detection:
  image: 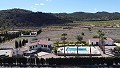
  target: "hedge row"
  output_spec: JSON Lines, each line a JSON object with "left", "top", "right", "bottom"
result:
{"left": 0, "top": 57, "right": 120, "bottom": 66}
{"left": 0, "top": 33, "right": 20, "bottom": 43}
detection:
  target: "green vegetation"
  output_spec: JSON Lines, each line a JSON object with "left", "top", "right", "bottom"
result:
{"left": 32, "top": 38, "right": 38, "bottom": 41}
{"left": 0, "top": 32, "right": 21, "bottom": 43}
{"left": 114, "top": 39, "right": 120, "bottom": 43}
{"left": 93, "top": 35, "right": 99, "bottom": 38}
{"left": 15, "top": 39, "right": 28, "bottom": 48}
{"left": 97, "top": 30, "right": 106, "bottom": 53}
{"left": 55, "top": 12, "right": 120, "bottom": 21}
{"left": 114, "top": 46, "right": 120, "bottom": 51}
{"left": 1, "top": 9, "right": 120, "bottom": 27}
{"left": 54, "top": 41, "right": 89, "bottom": 47}
{"left": 37, "top": 29, "right": 42, "bottom": 35}
{"left": 113, "top": 46, "right": 120, "bottom": 56}
{"left": 0, "top": 8, "right": 70, "bottom": 27}
{"left": 69, "top": 20, "right": 120, "bottom": 27}
{"left": 20, "top": 30, "right": 31, "bottom": 35}
{"left": 81, "top": 32, "right": 84, "bottom": 36}
{"left": 0, "top": 57, "right": 120, "bottom": 66}
{"left": 61, "top": 33, "right": 67, "bottom": 57}
{"left": 76, "top": 35, "right": 83, "bottom": 42}
{"left": 53, "top": 41, "right": 59, "bottom": 54}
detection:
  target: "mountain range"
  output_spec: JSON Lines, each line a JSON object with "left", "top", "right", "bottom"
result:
{"left": 0, "top": 8, "right": 120, "bottom": 27}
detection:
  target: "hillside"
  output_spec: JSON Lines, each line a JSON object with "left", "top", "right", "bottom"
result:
{"left": 0, "top": 8, "right": 71, "bottom": 27}
{"left": 1, "top": 8, "right": 120, "bottom": 27}
{"left": 54, "top": 12, "right": 120, "bottom": 21}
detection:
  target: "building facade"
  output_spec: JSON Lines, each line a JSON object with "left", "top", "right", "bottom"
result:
{"left": 88, "top": 38, "right": 114, "bottom": 46}
{"left": 26, "top": 40, "right": 53, "bottom": 52}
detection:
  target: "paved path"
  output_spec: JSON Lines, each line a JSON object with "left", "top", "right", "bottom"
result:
{"left": 105, "top": 46, "right": 115, "bottom": 57}
{"left": 95, "top": 46, "right": 106, "bottom": 57}
{"left": 95, "top": 46, "right": 115, "bottom": 57}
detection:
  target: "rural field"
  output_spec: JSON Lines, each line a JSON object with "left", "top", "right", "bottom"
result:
{"left": 1, "top": 20, "right": 120, "bottom": 48}
{"left": 38, "top": 25, "right": 120, "bottom": 43}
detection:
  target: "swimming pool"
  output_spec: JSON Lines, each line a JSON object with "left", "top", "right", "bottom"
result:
{"left": 66, "top": 47, "right": 87, "bottom": 51}
{"left": 57, "top": 46, "right": 101, "bottom": 55}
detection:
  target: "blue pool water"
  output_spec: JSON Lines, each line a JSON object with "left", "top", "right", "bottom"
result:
{"left": 66, "top": 47, "right": 87, "bottom": 51}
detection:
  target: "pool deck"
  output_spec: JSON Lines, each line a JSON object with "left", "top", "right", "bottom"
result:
{"left": 36, "top": 46, "right": 116, "bottom": 59}
{"left": 96, "top": 46, "right": 115, "bottom": 57}
{"left": 57, "top": 46, "right": 101, "bottom": 56}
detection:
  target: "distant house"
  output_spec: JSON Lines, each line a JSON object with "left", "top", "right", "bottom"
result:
{"left": 104, "top": 38, "right": 114, "bottom": 45}
{"left": 7, "top": 31, "right": 19, "bottom": 34}
{"left": 21, "top": 31, "right": 37, "bottom": 37}
{"left": 88, "top": 38, "right": 114, "bottom": 46}
{"left": 88, "top": 38, "right": 99, "bottom": 45}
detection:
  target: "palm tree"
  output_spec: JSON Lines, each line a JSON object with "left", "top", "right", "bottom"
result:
{"left": 77, "top": 44, "right": 79, "bottom": 57}
{"left": 97, "top": 30, "right": 105, "bottom": 54}
{"left": 76, "top": 35, "right": 83, "bottom": 57}
{"left": 89, "top": 44, "right": 92, "bottom": 57}
{"left": 61, "top": 33, "right": 67, "bottom": 57}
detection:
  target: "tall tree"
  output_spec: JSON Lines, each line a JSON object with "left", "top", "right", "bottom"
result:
{"left": 76, "top": 35, "right": 83, "bottom": 57}
{"left": 15, "top": 40, "right": 19, "bottom": 48}
{"left": 2, "top": 26, "right": 8, "bottom": 34}
{"left": 89, "top": 44, "right": 92, "bottom": 57}
{"left": 97, "top": 30, "right": 106, "bottom": 54}
{"left": 22, "top": 39, "right": 25, "bottom": 46}
{"left": 19, "top": 40, "right": 22, "bottom": 48}
{"left": 61, "top": 33, "right": 67, "bottom": 57}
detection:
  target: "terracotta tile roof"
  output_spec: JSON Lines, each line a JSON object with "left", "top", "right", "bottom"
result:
{"left": 29, "top": 42, "right": 38, "bottom": 46}
{"left": 38, "top": 40, "right": 53, "bottom": 45}
{"left": 29, "top": 40, "right": 53, "bottom": 46}
{"left": 88, "top": 38, "right": 99, "bottom": 42}
{"left": 105, "top": 38, "right": 113, "bottom": 42}
{"left": 88, "top": 38, "right": 113, "bottom": 42}
{"left": 20, "top": 47, "right": 28, "bottom": 52}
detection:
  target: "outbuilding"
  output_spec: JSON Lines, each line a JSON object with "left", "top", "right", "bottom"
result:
{"left": 88, "top": 38, "right": 114, "bottom": 46}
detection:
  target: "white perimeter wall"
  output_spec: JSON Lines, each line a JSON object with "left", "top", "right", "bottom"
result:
{"left": 0, "top": 50, "right": 13, "bottom": 57}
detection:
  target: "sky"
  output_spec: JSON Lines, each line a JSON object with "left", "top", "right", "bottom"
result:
{"left": 0, "top": 0, "right": 120, "bottom": 13}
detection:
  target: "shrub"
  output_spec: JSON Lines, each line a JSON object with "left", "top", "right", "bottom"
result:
{"left": 81, "top": 32, "right": 84, "bottom": 36}
{"left": 76, "top": 35, "right": 83, "bottom": 41}
{"left": 114, "top": 46, "right": 120, "bottom": 51}
{"left": 93, "top": 35, "right": 99, "bottom": 38}
{"left": 114, "top": 39, "right": 120, "bottom": 43}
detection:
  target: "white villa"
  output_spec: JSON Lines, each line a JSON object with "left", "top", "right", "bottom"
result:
{"left": 26, "top": 40, "right": 54, "bottom": 51}
{"left": 0, "top": 40, "right": 53, "bottom": 57}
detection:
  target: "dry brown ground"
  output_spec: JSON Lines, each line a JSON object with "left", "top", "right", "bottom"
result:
{"left": 37, "top": 26, "right": 120, "bottom": 43}
{"left": 1, "top": 26, "right": 120, "bottom": 48}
